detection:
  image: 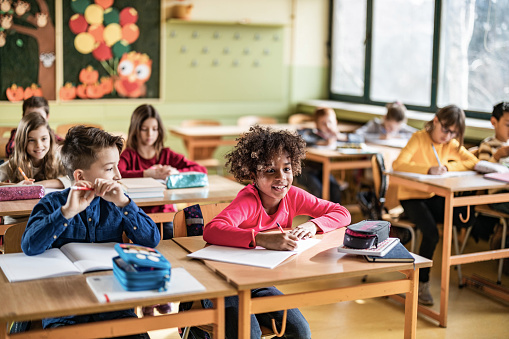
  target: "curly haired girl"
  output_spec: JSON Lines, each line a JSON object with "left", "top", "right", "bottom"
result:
{"left": 203, "top": 125, "right": 351, "bottom": 338}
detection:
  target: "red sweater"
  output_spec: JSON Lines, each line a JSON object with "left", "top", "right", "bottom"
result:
{"left": 203, "top": 184, "right": 351, "bottom": 248}
{"left": 119, "top": 147, "right": 207, "bottom": 213}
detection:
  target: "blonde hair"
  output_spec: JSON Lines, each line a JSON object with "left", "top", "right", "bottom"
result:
{"left": 8, "top": 112, "right": 65, "bottom": 182}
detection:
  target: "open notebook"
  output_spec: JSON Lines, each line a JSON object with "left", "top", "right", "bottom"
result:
{"left": 0, "top": 242, "right": 117, "bottom": 282}
{"left": 188, "top": 238, "right": 321, "bottom": 269}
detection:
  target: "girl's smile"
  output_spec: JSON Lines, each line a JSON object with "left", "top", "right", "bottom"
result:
{"left": 26, "top": 125, "right": 50, "bottom": 165}
{"left": 255, "top": 151, "right": 293, "bottom": 214}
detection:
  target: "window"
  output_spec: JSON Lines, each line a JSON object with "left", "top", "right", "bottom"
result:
{"left": 330, "top": 0, "right": 509, "bottom": 117}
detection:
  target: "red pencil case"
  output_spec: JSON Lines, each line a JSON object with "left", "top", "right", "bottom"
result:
{"left": 343, "top": 220, "right": 390, "bottom": 249}
{"left": 0, "top": 184, "right": 45, "bottom": 201}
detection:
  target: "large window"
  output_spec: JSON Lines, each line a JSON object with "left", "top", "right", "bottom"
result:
{"left": 330, "top": 0, "right": 509, "bottom": 117}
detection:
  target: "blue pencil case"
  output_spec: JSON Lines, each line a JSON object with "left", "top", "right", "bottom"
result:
{"left": 166, "top": 172, "right": 208, "bottom": 189}
{"left": 112, "top": 243, "right": 171, "bottom": 291}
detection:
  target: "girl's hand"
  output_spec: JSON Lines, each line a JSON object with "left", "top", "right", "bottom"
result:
{"left": 61, "top": 181, "right": 95, "bottom": 219}
{"left": 144, "top": 165, "right": 177, "bottom": 180}
{"left": 255, "top": 232, "right": 298, "bottom": 251}
{"left": 94, "top": 178, "right": 130, "bottom": 208}
{"left": 289, "top": 221, "right": 318, "bottom": 240}
{"left": 18, "top": 179, "right": 35, "bottom": 185}
{"left": 428, "top": 165, "right": 448, "bottom": 175}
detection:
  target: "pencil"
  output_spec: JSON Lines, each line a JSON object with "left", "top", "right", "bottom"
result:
{"left": 17, "top": 167, "right": 29, "bottom": 181}
{"left": 431, "top": 143, "right": 442, "bottom": 167}
{"left": 70, "top": 186, "right": 94, "bottom": 191}
{"left": 276, "top": 222, "right": 284, "bottom": 233}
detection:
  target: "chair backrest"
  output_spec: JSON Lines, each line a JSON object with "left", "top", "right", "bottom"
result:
{"left": 173, "top": 203, "right": 230, "bottom": 237}
{"left": 288, "top": 113, "right": 313, "bottom": 125}
{"left": 237, "top": 115, "right": 277, "bottom": 126}
{"left": 56, "top": 123, "right": 103, "bottom": 139}
{"left": 3, "top": 221, "right": 27, "bottom": 254}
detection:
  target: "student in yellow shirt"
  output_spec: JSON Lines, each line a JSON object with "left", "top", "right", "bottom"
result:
{"left": 392, "top": 104, "right": 479, "bottom": 306}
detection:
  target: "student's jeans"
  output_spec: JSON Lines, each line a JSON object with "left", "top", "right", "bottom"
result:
{"left": 298, "top": 163, "right": 342, "bottom": 203}
{"left": 187, "top": 286, "right": 311, "bottom": 339}
{"left": 401, "top": 196, "right": 475, "bottom": 283}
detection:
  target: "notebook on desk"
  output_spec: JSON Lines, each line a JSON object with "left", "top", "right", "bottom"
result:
{"left": 484, "top": 172, "right": 509, "bottom": 183}
{"left": 364, "top": 242, "right": 415, "bottom": 263}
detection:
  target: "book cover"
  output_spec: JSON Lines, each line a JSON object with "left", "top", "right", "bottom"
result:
{"left": 86, "top": 267, "right": 206, "bottom": 303}
{"left": 364, "top": 242, "right": 415, "bottom": 263}
{"left": 0, "top": 242, "right": 117, "bottom": 282}
{"left": 484, "top": 172, "right": 509, "bottom": 183}
{"left": 119, "top": 178, "right": 166, "bottom": 193}
{"left": 337, "top": 237, "right": 400, "bottom": 257}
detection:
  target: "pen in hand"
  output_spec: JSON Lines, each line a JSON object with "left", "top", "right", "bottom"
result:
{"left": 276, "top": 222, "right": 284, "bottom": 233}
{"left": 70, "top": 186, "right": 94, "bottom": 191}
{"left": 18, "top": 167, "right": 30, "bottom": 181}
{"left": 431, "top": 143, "right": 442, "bottom": 167}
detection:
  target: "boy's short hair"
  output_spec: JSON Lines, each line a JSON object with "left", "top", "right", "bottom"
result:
{"left": 22, "top": 96, "right": 49, "bottom": 116}
{"left": 61, "top": 126, "right": 124, "bottom": 176}
{"left": 492, "top": 102, "right": 509, "bottom": 120}
{"left": 385, "top": 102, "right": 407, "bottom": 122}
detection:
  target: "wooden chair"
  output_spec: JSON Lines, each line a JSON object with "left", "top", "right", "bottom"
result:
{"left": 288, "top": 113, "right": 313, "bottom": 125}
{"left": 2, "top": 221, "right": 27, "bottom": 254}
{"left": 237, "top": 115, "right": 277, "bottom": 126}
{"left": 56, "top": 123, "right": 103, "bottom": 139}
{"left": 173, "top": 203, "right": 276, "bottom": 338}
{"left": 180, "top": 120, "right": 222, "bottom": 173}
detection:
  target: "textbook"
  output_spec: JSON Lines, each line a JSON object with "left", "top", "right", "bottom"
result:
{"left": 364, "top": 242, "right": 415, "bottom": 263}
{"left": 0, "top": 242, "right": 117, "bottom": 282}
{"left": 188, "top": 238, "right": 321, "bottom": 269}
{"left": 337, "top": 237, "right": 400, "bottom": 257}
{"left": 119, "top": 178, "right": 166, "bottom": 199}
{"left": 484, "top": 172, "right": 509, "bottom": 183}
{"left": 86, "top": 268, "right": 206, "bottom": 303}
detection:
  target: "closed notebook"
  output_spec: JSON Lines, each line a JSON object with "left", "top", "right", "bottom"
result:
{"left": 484, "top": 172, "right": 509, "bottom": 183}
{"left": 364, "top": 242, "right": 415, "bottom": 263}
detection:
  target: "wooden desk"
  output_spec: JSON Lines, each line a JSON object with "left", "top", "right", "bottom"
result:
{"left": 0, "top": 241, "right": 236, "bottom": 339}
{"left": 304, "top": 148, "right": 374, "bottom": 200}
{"left": 174, "top": 229, "right": 432, "bottom": 339}
{"left": 0, "top": 175, "right": 243, "bottom": 218}
{"left": 388, "top": 173, "right": 509, "bottom": 327}
{"left": 170, "top": 123, "right": 325, "bottom": 161}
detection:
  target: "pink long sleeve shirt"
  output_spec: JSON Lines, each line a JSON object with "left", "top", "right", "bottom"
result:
{"left": 203, "top": 184, "right": 352, "bottom": 248}
{"left": 119, "top": 147, "right": 207, "bottom": 213}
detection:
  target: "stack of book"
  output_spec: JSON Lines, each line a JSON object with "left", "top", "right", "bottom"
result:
{"left": 119, "top": 178, "right": 166, "bottom": 199}
{"left": 337, "top": 237, "right": 415, "bottom": 263}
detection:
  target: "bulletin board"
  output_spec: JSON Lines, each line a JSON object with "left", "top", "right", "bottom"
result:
{"left": 0, "top": 0, "right": 56, "bottom": 101}
{"left": 62, "top": 0, "right": 161, "bottom": 100}
{"left": 166, "top": 21, "right": 285, "bottom": 102}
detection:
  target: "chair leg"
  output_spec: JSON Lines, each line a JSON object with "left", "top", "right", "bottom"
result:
{"left": 182, "top": 326, "right": 191, "bottom": 339}
{"left": 498, "top": 218, "right": 507, "bottom": 284}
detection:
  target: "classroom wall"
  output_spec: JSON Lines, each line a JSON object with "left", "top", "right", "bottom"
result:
{"left": 0, "top": 0, "right": 330, "bottom": 154}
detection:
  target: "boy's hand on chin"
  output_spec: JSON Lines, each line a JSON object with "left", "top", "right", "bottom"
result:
{"left": 255, "top": 232, "right": 298, "bottom": 251}
{"left": 61, "top": 181, "right": 95, "bottom": 219}
{"left": 94, "top": 179, "right": 130, "bottom": 208}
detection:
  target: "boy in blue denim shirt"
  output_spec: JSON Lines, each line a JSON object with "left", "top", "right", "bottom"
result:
{"left": 21, "top": 126, "right": 160, "bottom": 338}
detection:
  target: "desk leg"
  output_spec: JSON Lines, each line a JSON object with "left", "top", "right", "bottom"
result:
{"left": 238, "top": 290, "right": 251, "bottom": 339}
{"left": 322, "top": 160, "right": 331, "bottom": 201}
{"left": 212, "top": 297, "right": 225, "bottom": 339}
{"left": 439, "top": 192, "right": 454, "bottom": 327}
{"left": 404, "top": 268, "right": 419, "bottom": 339}
{"left": 0, "top": 321, "right": 6, "bottom": 339}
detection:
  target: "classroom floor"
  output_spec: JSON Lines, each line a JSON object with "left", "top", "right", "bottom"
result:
{"left": 149, "top": 219, "right": 509, "bottom": 339}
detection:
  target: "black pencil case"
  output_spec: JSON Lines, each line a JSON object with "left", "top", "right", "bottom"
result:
{"left": 343, "top": 220, "right": 391, "bottom": 249}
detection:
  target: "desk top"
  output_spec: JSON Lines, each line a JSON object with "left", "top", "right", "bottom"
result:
{"left": 0, "top": 175, "right": 244, "bottom": 217}
{"left": 174, "top": 228, "right": 432, "bottom": 291}
{"left": 389, "top": 172, "right": 509, "bottom": 193}
{"left": 0, "top": 241, "right": 235, "bottom": 323}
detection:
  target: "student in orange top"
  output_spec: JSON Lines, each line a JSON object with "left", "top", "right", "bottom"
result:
{"left": 392, "top": 104, "right": 479, "bottom": 306}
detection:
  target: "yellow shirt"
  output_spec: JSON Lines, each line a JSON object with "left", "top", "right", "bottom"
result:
{"left": 392, "top": 129, "right": 480, "bottom": 200}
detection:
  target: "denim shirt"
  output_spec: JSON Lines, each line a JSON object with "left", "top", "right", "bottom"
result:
{"left": 20, "top": 188, "right": 161, "bottom": 328}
